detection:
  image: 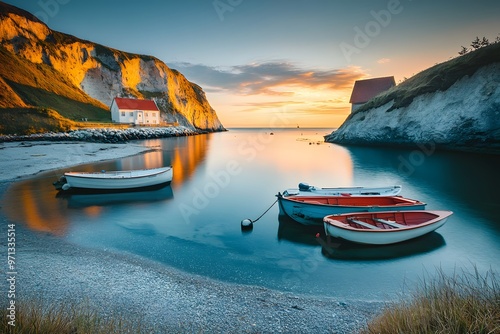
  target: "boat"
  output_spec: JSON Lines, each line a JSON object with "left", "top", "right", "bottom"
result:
{"left": 323, "top": 210, "right": 453, "bottom": 245}
{"left": 277, "top": 193, "right": 426, "bottom": 225}
{"left": 283, "top": 183, "right": 402, "bottom": 197}
{"left": 53, "top": 166, "right": 173, "bottom": 191}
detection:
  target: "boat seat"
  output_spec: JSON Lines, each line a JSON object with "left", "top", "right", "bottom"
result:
{"left": 347, "top": 218, "right": 380, "bottom": 230}
{"left": 373, "top": 218, "right": 406, "bottom": 228}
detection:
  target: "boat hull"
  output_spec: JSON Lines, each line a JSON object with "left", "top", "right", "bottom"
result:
{"left": 323, "top": 210, "right": 452, "bottom": 245}
{"left": 277, "top": 194, "right": 426, "bottom": 226}
{"left": 283, "top": 184, "right": 402, "bottom": 197}
{"left": 63, "top": 167, "right": 173, "bottom": 190}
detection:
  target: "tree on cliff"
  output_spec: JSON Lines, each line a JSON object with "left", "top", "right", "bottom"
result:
{"left": 459, "top": 35, "right": 496, "bottom": 55}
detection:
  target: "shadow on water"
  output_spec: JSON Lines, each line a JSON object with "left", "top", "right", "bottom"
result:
{"left": 56, "top": 185, "right": 174, "bottom": 209}
{"left": 345, "top": 145, "right": 500, "bottom": 226}
{"left": 321, "top": 233, "right": 446, "bottom": 261}
{"left": 277, "top": 213, "right": 446, "bottom": 261}
{"left": 277, "top": 214, "right": 323, "bottom": 246}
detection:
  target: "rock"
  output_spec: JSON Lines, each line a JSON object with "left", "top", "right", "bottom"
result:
{"left": 0, "top": 126, "right": 200, "bottom": 143}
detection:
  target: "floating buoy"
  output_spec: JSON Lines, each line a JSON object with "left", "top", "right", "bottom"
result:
{"left": 61, "top": 183, "right": 71, "bottom": 191}
{"left": 241, "top": 218, "right": 254, "bottom": 230}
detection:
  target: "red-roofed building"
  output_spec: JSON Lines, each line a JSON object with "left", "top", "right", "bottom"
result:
{"left": 349, "top": 76, "right": 395, "bottom": 113}
{"left": 110, "top": 97, "right": 160, "bottom": 125}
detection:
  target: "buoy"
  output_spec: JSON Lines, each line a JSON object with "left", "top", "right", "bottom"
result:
{"left": 241, "top": 219, "right": 254, "bottom": 230}
{"left": 61, "top": 183, "right": 71, "bottom": 191}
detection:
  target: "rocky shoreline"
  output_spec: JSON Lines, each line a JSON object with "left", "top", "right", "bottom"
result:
{"left": 0, "top": 126, "right": 205, "bottom": 143}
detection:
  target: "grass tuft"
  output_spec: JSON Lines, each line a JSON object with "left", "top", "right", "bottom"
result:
{"left": 1, "top": 298, "right": 156, "bottom": 334}
{"left": 362, "top": 267, "right": 500, "bottom": 334}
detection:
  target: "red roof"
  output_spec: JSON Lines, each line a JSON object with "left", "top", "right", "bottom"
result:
{"left": 113, "top": 97, "right": 159, "bottom": 111}
{"left": 349, "top": 76, "right": 395, "bottom": 104}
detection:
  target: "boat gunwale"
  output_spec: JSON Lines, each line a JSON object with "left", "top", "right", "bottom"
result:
{"left": 283, "top": 185, "right": 402, "bottom": 196}
{"left": 278, "top": 195, "right": 426, "bottom": 208}
{"left": 64, "top": 167, "right": 171, "bottom": 180}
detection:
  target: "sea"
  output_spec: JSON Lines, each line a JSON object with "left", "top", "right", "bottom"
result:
{"left": 2, "top": 128, "right": 499, "bottom": 300}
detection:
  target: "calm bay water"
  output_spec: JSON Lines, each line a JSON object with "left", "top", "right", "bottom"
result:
{"left": 2, "top": 128, "right": 500, "bottom": 300}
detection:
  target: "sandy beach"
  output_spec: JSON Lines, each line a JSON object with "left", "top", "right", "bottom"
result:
{"left": 0, "top": 140, "right": 384, "bottom": 333}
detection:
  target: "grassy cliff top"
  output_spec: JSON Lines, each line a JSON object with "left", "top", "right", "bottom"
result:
{"left": 354, "top": 42, "right": 500, "bottom": 116}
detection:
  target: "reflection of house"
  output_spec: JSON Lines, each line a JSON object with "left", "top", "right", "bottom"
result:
{"left": 110, "top": 97, "right": 160, "bottom": 125}
{"left": 349, "top": 76, "right": 395, "bottom": 113}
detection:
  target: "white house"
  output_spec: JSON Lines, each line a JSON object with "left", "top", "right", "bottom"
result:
{"left": 110, "top": 97, "right": 160, "bottom": 125}
{"left": 349, "top": 76, "right": 395, "bottom": 113}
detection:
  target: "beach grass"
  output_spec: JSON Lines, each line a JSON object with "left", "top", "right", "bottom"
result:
{"left": 361, "top": 267, "right": 500, "bottom": 334}
{"left": 1, "top": 298, "right": 156, "bottom": 334}
{"left": 3, "top": 268, "right": 498, "bottom": 333}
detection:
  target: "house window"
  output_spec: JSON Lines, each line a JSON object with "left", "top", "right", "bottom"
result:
{"left": 153, "top": 113, "right": 156, "bottom": 117}
{"left": 121, "top": 112, "right": 125, "bottom": 116}
{"left": 129, "top": 112, "right": 133, "bottom": 116}
{"left": 145, "top": 112, "right": 149, "bottom": 117}
{"left": 147, "top": 120, "right": 149, "bottom": 123}
{"left": 153, "top": 120, "right": 156, "bottom": 124}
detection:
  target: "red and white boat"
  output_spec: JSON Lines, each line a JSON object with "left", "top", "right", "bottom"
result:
{"left": 277, "top": 193, "right": 426, "bottom": 225}
{"left": 323, "top": 210, "right": 453, "bottom": 245}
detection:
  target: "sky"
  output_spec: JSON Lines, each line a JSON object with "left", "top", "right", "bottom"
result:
{"left": 4, "top": 0, "right": 500, "bottom": 128}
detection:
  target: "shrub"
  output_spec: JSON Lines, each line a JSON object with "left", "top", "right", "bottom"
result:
{"left": 362, "top": 267, "right": 500, "bottom": 334}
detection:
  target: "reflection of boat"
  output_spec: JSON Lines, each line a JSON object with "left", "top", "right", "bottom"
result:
{"left": 277, "top": 193, "right": 426, "bottom": 225}
{"left": 321, "top": 231, "right": 446, "bottom": 261}
{"left": 54, "top": 166, "right": 172, "bottom": 191}
{"left": 58, "top": 185, "right": 174, "bottom": 208}
{"left": 283, "top": 183, "right": 402, "bottom": 197}
{"left": 323, "top": 210, "right": 452, "bottom": 245}
{"left": 277, "top": 214, "right": 324, "bottom": 246}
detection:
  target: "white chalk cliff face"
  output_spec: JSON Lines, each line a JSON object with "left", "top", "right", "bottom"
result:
{"left": 325, "top": 63, "right": 500, "bottom": 152}
{"left": 0, "top": 4, "right": 225, "bottom": 131}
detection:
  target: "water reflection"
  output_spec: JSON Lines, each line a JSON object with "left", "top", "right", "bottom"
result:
{"left": 321, "top": 233, "right": 446, "bottom": 261}
{"left": 2, "top": 176, "right": 70, "bottom": 236}
{"left": 277, "top": 214, "right": 323, "bottom": 246}
{"left": 1, "top": 134, "right": 210, "bottom": 236}
{"left": 2, "top": 129, "right": 499, "bottom": 300}
{"left": 57, "top": 185, "right": 174, "bottom": 209}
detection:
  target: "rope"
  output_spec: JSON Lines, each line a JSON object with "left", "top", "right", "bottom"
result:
{"left": 251, "top": 198, "right": 278, "bottom": 223}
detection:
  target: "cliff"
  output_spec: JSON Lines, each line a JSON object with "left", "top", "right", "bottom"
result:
{"left": 325, "top": 43, "right": 500, "bottom": 153}
{"left": 0, "top": 1, "right": 225, "bottom": 134}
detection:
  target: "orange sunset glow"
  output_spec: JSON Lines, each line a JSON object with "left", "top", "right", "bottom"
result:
{"left": 6, "top": 1, "right": 499, "bottom": 128}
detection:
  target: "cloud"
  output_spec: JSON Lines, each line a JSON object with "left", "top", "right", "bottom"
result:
{"left": 377, "top": 58, "right": 391, "bottom": 64}
{"left": 170, "top": 61, "right": 366, "bottom": 96}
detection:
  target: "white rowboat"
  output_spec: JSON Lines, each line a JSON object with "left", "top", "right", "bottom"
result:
{"left": 55, "top": 166, "right": 172, "bottom": 191}
{"left": 323, "top": 210, "right": 452, "bottom": 245}
{"left": 283, "top": 183, "right": 402, "bottom": 197}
